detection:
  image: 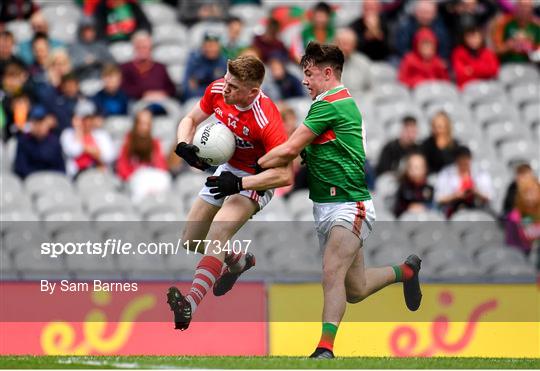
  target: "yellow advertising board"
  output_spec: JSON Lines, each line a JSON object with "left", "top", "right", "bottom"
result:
{"left": 269, "top": 284, "right": 539, "bottom": 358}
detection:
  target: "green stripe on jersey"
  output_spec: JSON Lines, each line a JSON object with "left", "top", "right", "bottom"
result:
{"left": 303, "top": 86, "right": 371, "bottom": 203}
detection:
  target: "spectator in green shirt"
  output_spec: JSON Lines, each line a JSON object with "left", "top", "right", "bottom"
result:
{"left": 301, "top": 2, "right": 335, "bottom": 48}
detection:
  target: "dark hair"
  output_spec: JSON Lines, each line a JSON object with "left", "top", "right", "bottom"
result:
{"left": 227, "top": 16, "right": 242, "bottom": 25}
{"left": 300, "top": 41, "right": 344, "bottom": 78}
{"left": 128, "top": 109, "right": 154, "bottom": 163}
{"left": 455, "top": 145, "right": 472, "bottom": 159}
{"left": 402, "top": 115, "right": 417, "bottom": 126}
{"left": 313, "top": 2, "right": 332, "bottom": 14}
{"left": 516, "top": 163, "right": 532, "bottom": 175}
{"left": 0, "top": 30, "right": 14, "bottom": 40}
{"left": 61, "top": 72, "right": 78, "bottom": 84}
{"left": 32, "top": 32, "right": 48, "bottom": 45}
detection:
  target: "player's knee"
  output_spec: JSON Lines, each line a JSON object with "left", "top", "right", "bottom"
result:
{"left": 346, "top": 294, "right": 363, "bottom": 304}
{"left": 346, "top": 285, "right": 369, "bottom": 303}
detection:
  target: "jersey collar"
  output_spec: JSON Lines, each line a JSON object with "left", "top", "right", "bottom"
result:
{"left": 315, "top": 85, "right": 345, "bottom": 102}
{"left": 235, "top": 92, "right": 262, "bottom": 111}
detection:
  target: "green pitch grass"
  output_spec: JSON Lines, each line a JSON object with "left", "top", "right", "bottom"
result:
{"left": 0, "top": 356, "right": 539, "bottom": 369}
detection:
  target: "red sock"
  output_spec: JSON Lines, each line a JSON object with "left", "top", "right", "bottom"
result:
{"left": 393, "top": 264, "right": 414, "bottom": 282}
{"left": 186, "top": 256, "right": 223, "bottom": 313}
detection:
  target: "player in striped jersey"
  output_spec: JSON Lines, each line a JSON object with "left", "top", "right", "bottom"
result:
{"left": 259, "top": 42, "right": 422, "bottom": 358}
{"left": 167, "top": 56, "right": 292, "bottom": 331}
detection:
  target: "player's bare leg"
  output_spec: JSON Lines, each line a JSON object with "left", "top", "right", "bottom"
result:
{"left": 311, "top": 226, "right": 359, "bottom": 358}
{"left": 344, "top": 247, "right": 422, "bottom": 310}
{"left": 168, "top": 195, "right": 258, "bottom": 330}
{"left": 344, "top": 248, "right": 396, "bottom": 304}
{"left": 311, "top": 226, "right": 422, "bottom": 358}
{"left": 182, "top": 197, "right": 220, "bottom": 253}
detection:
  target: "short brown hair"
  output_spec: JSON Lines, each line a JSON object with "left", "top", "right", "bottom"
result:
{"left": 227, "top": 56, "right": 265, "bottom": 87}
{"left": 102, "top": 63, "right": 121, "bottom": 77}
{"left": 300, "top": 41, "right": 344, "bottom": 78}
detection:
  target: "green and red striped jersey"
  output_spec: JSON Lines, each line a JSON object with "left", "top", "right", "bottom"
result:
{"left": 303, "top": 85, "right": 371, "bottom": 203}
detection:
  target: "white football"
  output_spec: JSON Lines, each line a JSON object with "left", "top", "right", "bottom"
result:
{"left": 193, "top": 121, "right": 236, "bottom": 166}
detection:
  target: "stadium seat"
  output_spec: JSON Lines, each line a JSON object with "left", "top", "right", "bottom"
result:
{"left": 152, "top": 23, "right": 188, "bottom": 46}
{"left": 485, "top": 120, "right": 528, "bottom": 148}
{"left": 371, "top": 245, "right": 413, "bottom": 267}
{"left": 229, "top": 4, "right": 266, "bottom": 26}
{"left": 1, "top": 189, "right": 32, "bottom": 214}
{"left": 5, "top": 20, "right": 32, "bottom": 43}
{"left": 436, "top": 263, "right": 485, "bottom": 279}
{"left": 65, "top": 253, "right": 118, "bottom": 280}
{"left": 370, "top": 62, "right": 397, "bottom": 83}
{"left": 371, "top": 83, "right": 410, "bottom": 106}
{"left": 131, "top": 98, "right": 182, "bottom": 121}
{"left": 103, "top": 115, "right": 132, "bottom": 149}
{"left": 286, "top": 190, "right": 312, "bottom": 218}
{"left": 174, "top": 171, "right": 208, "bottom": 204}
{"left": 449, "top": 210, "right": 498, "bottom": 236}
{"left": 411, "top": 226, "right": 460, "bottom": 254}
{"left": 137, "top": 192, "right": 183, "bottom": 218}
{"left": 3, "top": 226, "right": 47, "bottom": 254}
{"left": 488, "top": 262, "right": 535, "bottom": 277}
{"left": 44, "top": 211, "right": 90, "bottom": 235}
{"left": 75, "top": 169, "right": 120, "bottom": 195}
{"left": 13, "top": 246, "right": 65, "bottom": 276}
{"left": 426, "top": 101, "right": 472, "bottom": 123}
{"left": 474, "top": 101, "right": 519, "bottom": 129}
{"left": 509, "top": 82, "right": 540, "bottom": 109}
{"left": 424, "top": 248, "right": 472, "bottom": 271}
{"left": 463, "top": 80, "right": 506, "bottom": 108}
{"left": 84, "top": 192, "right": 133, "bottom": 218}
{"left": 498, "top": 63, "right": 540, "bottom": 88}
{"left": 80, "top": 78, "right": 104, "bottom": 97}
{"left": 35, "top": 192, "right": 83, "bottom": 218}
{"left": 163, "top": 247, "right": 201, "bottom": 277}
{"left": 413, "top": 81, "right": 459, "bottom": 108}
{"left": 25, "top": 171, "right": 73, "bottom": 198}
{"left": 167, "top": 63, "right": 186, "bottom": 86}
{"left": 41, "top": 5, "right": 81, "bottom": 43}
{"left": 108, "top": 42, "right": 134, "bottom": 64}
{"left": 142, "top": 1, "right": 177, "bottom": 25}
{"left": 476, "top": 246, "right": 528, "bottom": 270}
{"left": 462, "top": 224, "right": 505, "bottom": 253}
{"left": 499, "top": 139, "right": 538, "bottom": 169}
{"left": 188, "top": 22, "right": 227, "bottom": 49}
{"left": 376, "top": 100, "right": 422, "bottom": 128}
{"left": 152, "top": 44, "right": 189, "bottom": 66}
{"left": 522, "top": 102, "right": 540, "bottom": 130}
{"left": 95, "top": 211, "right": 141, "bottom": 222}
{"left": 285, "top": 97, "right": 313, "bottom": 121}
{"left": 0, "top": 248, "right": 16, "bottom": 278}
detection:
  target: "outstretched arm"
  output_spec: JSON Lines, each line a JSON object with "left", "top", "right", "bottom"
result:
{"left": 258, "top": 124, "right": 317, "bottom": 169}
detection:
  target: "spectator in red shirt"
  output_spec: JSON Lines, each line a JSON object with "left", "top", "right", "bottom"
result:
{"left": 452, "top": 25, "right": 499, "bottom": 88}
{"left": 252, "top": 18, "right": 290, "bottom": 63}
{"left": 116, "top": 109, "right": 167, "bottom": 181}
{"left": 398, "top": 27, "right": 449, "bottom": 88}
{"left": 120, "top": 31, "right": 175, "bottom": 101}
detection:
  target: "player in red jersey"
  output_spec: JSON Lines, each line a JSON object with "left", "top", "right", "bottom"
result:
{"left": 167, "top": 56, "right": 293, "bottom": 330}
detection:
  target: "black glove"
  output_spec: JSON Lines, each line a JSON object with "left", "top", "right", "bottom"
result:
{"left": 300, "top": 149, "right": 308, "bottom": 165}
{"left": 205, "top": 171, "right": 243, "bottom": 199}
{"left": 250, "top": 163, "right": 266, "bottom": 197}
{"left": 175, "top": 142, "right": 210, "bottom": 171}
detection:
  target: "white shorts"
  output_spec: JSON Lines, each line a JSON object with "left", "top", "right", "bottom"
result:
{"left": 313, "top": 199, "right": 376, "bottom": 249}
{"left": 198, "top": 162, "right": 274, "bottom": 211}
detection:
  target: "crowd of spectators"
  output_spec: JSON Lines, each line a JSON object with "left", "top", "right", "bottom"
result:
{"left": 0, "top": 0, "right": 539, "bottom": 254}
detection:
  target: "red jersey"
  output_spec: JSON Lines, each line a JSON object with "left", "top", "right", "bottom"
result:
{"left": 199, "top": 78, "right": 287, "bottom": 174}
